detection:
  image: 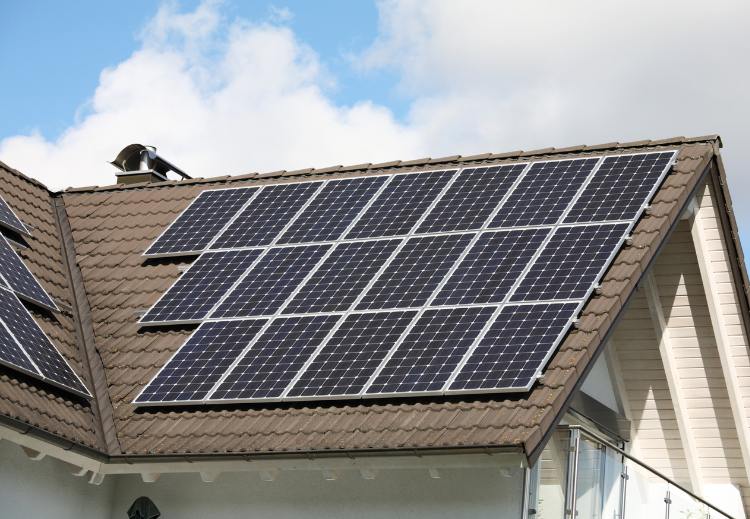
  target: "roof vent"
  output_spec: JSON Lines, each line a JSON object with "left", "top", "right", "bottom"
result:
{"left": 110, "top": 144, "right": 191, "bottom": 185}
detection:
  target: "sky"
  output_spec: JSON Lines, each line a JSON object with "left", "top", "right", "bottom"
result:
{"left": 1, "top": 0, "right": 749, "bottom": 241}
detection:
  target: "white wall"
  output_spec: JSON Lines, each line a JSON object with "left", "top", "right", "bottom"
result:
{"left": 109, "top": 465, "right": 525, "bottom": 519}
{"left": 0, "top": 440, "right": 114, "bottom": 519}
{"left": 0, "top": 439, "right": 526, "bottom": 519}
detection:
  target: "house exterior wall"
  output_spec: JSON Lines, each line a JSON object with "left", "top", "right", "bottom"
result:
{"left": 109, "top": 466, "right": 525, "bottom": 519}
{"left": 0, "top": 439, "right": 525, "bottom": 519}
{"left": 610, "top": 178, "right": 750, "bottom": 516}
{"left": 0, "top": 440, "right": 115, "bottom": 519}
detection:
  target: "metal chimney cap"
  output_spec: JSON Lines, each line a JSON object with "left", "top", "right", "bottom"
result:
{"left": 110, "top": 144, "right": 191, "bottom": 182}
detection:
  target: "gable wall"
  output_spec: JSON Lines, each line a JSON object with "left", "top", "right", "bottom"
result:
{"left": 610, "top": 179, "right": 750, "bottom": 515}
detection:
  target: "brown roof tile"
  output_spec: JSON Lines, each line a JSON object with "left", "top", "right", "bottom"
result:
{"left": 0, "top": 137, "right": 721, "bottom": 462}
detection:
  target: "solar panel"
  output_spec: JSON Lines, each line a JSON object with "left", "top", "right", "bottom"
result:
{"left": 416, "top": 164, "right": 524, "bottom": 233}
{"left": 565, "top": 152, "right": 675, "bottom": 223}
{"left": 277, "top": 176, "right": 388, "bottom": 244}
{"left": 0, "top": 195, "right": 30, "bottom": 236}
{"left": 287, "top": 311, "right": 416, "bottom": 398}
{"left": 366, "top": 306, "right": 496, "bottom": 395}
{"left": 345, "top": 170, "right": 456, "bottom": 239}
{"left": 283, "top": 239, "right": 401, "bottom": 314}
{"left": 211, "top": 315, "right": 341, "bottom": 400}
{"left": 134, "top": 319, "right": 267, "bottom": 403}
{"left": 210, "top": 182, "right": 322, "bottom": 249}
{"left": 145, "top": 187, "right": 257, "bottom": 257}
{"left": 211, "top": 244, "right": 330, "bottom": 318}
{"left": 140, "top": 249, "right": 262, "bottom": 324}
{"left": 0, "top": 317, "right": 38, "bottom": 375}
{"left": 490, "top": 158, "right": 598, "bottom": 228}
{"left": 432, "top": 229, "right": 550, "bottom": 306}
{"left": 0, "top": 235, "right": 57, "bottom": 310}
{"left": 448, "top": 302, "right": 579, "bottom": 391}
{"left": 357, "top": 233, "right": 474, "bottom": 310}
{"left": 510, "top": 223, "right": 629, "bottom": 302}
{"left": 137, "top": 150, "right": 676, "bottom": 405}
{"left": 0, "top": 288, "right": 88, "bottom": 396}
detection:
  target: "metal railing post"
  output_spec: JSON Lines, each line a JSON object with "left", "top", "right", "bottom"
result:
{"left": 565, "top": 428, "right": 581, "bottom": 519}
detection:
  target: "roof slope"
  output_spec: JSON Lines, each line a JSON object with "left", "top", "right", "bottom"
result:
{"left": 50, "top": 137, "right": 716, "bottom": 458}
{"left": 0, "top": 162, "right": 99, "bottom": 450}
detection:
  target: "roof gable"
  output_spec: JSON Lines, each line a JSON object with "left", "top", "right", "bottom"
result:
{"left": 0, "top": 137, "right": 728, "bottom": 462}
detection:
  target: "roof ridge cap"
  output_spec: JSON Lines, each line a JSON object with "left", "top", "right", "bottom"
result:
{"left": 59, "top": 134, "right": 722, "bottom": 195}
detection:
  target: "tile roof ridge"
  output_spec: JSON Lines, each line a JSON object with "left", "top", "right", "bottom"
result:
{"left": 0, "top": 160, "right": 55, "bottom": 194}
{"left": 60, "top": 135, "right": 722, "bottom": 195}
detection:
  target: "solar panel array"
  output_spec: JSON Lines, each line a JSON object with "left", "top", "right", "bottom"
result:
{"left": 0, "top": 196, "right": 89, "bottom": 397}
{"left": 136, "top": 151, "right": 676, "bottom": 405}
{"left": 0, "top": 195, "right": 31, "bottom": 236}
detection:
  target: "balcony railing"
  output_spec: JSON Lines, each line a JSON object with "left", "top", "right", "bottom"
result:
{"left": 528, "top": 426, "right": 736, "bottom": 519}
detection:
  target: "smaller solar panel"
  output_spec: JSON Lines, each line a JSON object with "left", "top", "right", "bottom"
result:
{"left": 449, "top": 302, "right": 578, "bottom": 391}
{"left": 145, "top": 187, "right": 257, "bottom": 256}
{"left": 345, "top": 170, "right": 456, "bottom": 239}
{"left": 277, "top": 176, "right": 388, "bottom": 244}
{"left": 0, "top": 235, "right": 57, "bottom": 310}
{"left": 511, "top": 223, "right": 629, "bottom": 302}
{"left": 141, "top": 249, "right": 262, "bottom": 324}
{"left": 211, "top": 182, "right": 322, "bottom": 249}
{"left": 357, "top": 233, "right": 473, "bottom": 310}
{"left": 416, "top": 164, "right": 524, "bottom": 233}
{"left": 283, "top": 239, "right": 400, "bottom": 314}
{"left": 211, "top": 244, "right": 331, "bottom": 318}
{"left": 366, "top": 306, "right": 496, "bottom": 395}
{"left": 211, "top": 315, "right": 341, "bottom": 400}
{"left": 287, "top": 310, "right": 416, "bottom": 397}
{"left": 565, "top": 152, "right": 675, "bottom": 223}
{"left": 432, "top": 228, "right": 550, "bottom": 306}
{"left": 0, "top": 195, "right": 30, "bottom": 236}
{"left": 0, "top": 317, "right": 38, "bottom": 374}
{"left": 135, "top": 319, "right": 267, "bottom": 403}
{"left": 490, "top": 158, "right": 599, "bottom": 228}
{"left": 0, "top": 288, "right": 88, "bottom": 395}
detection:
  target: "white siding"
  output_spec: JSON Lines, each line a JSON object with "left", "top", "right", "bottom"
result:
{"left": 612, "top": 289, "right": 691, "bottom": 485}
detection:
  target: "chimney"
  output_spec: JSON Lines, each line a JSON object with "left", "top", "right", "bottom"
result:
{"left": 110, "top": 144, "right": 191, "bottom": 185}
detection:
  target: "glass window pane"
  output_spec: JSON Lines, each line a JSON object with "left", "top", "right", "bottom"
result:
{"left": 530, "top": 430, "right": 569, "bottom": 519}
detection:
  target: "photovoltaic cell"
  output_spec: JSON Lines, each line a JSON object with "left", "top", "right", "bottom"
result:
{"left": 141, "top": 249, "right": 262, "bottom": 324}
{"left": 449, "top": 302, "right": 578, "bottom": 391}
{"left": 0, "top": 288, "right": 88, "bottom": 395}
{"left": 366, "top": 306, "right": 496, "bottom": 395}
{"left": 511, "top": 223, "right": 629, "bottom": 302}
{"left": 0, "top": 317, "right": 37, "bottom": 374}
{"left": 287, "top": 311, "right": 416, "bottom": 397}
{"left": 0, "top": 195, "right": 29, "bottom": 236}
{"left": 416, "top": 164, "right": 524, "bottom": 233}
{"left": 490, "top": 158, "right": 598, "bottom": 228}
{"left": 345, "top": 170, "right": 456, "bottom": 239}
{"left": 357, "top": 233, "right": 473, "bottom": 310}
{"left": 211, "top": 182, "right": 322, "bottom": 249}
{"left": 135, "top": 319, "right": 266, "bottom": 403}
{"left": 277, "top": 176, "right": 388, "bottom": 244}
{"left": 0, "top": 235, "right": 57, "bottom": 310}
{"left": 145, "top": 188, "right": 257, "bottom": 256}
{"left": 211, "top": 315, "right": 341, "bottom": 400}
{"left": 564, "top": 152, "right": 674, "bottom": 223}
{"left": 283, "top": 240, "right": 400, "bottom": 314}
{"left": 432, "top": 229, "right": 550, "bottom": 306}
{"left": 211, "top": 244, "right": 330, "bottom": 318}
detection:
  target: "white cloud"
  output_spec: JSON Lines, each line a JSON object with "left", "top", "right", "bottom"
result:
{"left": 0, "top": 1, "right": 422, "bottom": 190}
{"left": 2, "top": 0, "right": 749, "bottom": 242}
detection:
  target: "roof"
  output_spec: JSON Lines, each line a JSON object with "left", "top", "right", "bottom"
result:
{"left": 0, "top": 136, "right": 732, "bottom": 462}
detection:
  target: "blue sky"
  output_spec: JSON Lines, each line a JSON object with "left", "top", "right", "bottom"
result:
{"left": 1, "top": 1, "right": 405, "bottom": 140}
{"left": 1, "top": 0, "right": 749, "bottom": 243}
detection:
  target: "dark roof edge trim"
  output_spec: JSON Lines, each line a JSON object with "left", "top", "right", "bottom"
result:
{"left": 52, "top": 197, "right": 122, "bottom": 455}
{"left": 61, "top": 135, "right": 722, "bottom": 194}
{"left": 526, "top": 154, "right": 716, "bottom": 466}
